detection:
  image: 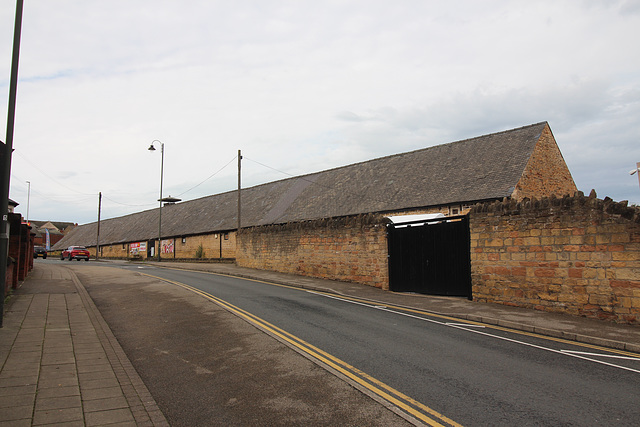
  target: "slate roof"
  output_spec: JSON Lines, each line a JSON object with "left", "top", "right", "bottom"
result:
{"left": 53, "top": 122, "right": 547, "bottom": 249}
{"left": 30, "top": 221, "right": 76, "bottom": 232}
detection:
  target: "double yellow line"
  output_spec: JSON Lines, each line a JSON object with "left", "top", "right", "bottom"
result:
{"left": 141, "top": 273, "right": 462, "bottom": 427}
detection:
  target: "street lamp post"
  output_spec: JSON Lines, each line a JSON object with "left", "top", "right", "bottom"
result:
{"left": 629, "top": 162, "right": 640, "bottom": 192}
{"left": 148, "top": 140, "right": 164, "bottom": 261}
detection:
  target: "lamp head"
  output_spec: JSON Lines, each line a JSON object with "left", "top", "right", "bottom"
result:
{"left": 148, "top": 143, "right": 156, "bottom": 151}
{"left": 630, "top": 168, "right": 639, "bottom": 176}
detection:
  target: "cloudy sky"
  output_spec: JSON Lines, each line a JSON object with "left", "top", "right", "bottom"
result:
{"left": 1, "top": 0, "right": 639, "bottom": 225}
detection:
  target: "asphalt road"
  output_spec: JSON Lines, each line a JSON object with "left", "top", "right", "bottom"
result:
{"left": 62, "top": 260, "right": 640, "bottom": 426}
{"left": 65, "top": 261, "right": 414, "bottom": 426}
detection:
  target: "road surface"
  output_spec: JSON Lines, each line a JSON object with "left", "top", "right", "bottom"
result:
{"left": 66, "top": 261, "right": 640, "bottom": 425}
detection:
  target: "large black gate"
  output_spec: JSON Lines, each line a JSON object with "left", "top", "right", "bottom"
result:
{"left": 387, "top": 215, "right": 471, "bottom": 299}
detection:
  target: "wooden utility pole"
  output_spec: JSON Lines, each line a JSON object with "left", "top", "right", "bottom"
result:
{"left": 237, "top": 149, "right": 242, "bottom": 231}
{"left": 96, "top": 192, "right": 102, "bottom": 260}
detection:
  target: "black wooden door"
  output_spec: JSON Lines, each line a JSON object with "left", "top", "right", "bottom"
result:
{"left": 387, "top": 215, "right": 471, "bottom": 298}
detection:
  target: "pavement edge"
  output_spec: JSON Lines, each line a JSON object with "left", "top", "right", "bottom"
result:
{"left": 68, "top": 269, "right": 170, "bottom": 426}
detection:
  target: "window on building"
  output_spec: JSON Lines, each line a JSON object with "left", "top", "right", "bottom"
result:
{"left": 224, "top": 233, "right": 229, "bottom": 240}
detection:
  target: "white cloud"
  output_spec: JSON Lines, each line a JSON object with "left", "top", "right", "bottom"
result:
{"left": 1, "top": 0, "right": 640, "bottom": 224}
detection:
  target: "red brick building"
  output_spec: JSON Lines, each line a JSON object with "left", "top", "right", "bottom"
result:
{"left": 30, "top": 221, "right": 76, "bottom": 248}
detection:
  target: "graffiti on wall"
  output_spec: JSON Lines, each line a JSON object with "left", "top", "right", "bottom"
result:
{"left": 161, "top": 239, "right": 174, "bottom": 254}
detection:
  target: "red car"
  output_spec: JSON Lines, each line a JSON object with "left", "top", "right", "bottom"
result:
{"left": 61, "top": 246, "right": 90, "bottom": 261}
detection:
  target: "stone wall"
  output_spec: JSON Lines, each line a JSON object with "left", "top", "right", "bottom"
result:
{"left": 511, "top": 124, "right": 578, "bottom": 201}
{"left": 91, "top": 242, "right": 146, "bottom": 259}
{"left": 91, "top": 232, "right": 237, "bottom": 261}
{"left": 470, "top": 191, "right": 640, "bottom": 323}
{"left": 174, "top": 232, "right": 236, "bottom": 260}
{"left": 92, "top": 243, "right": 128, "bottom": 259}
{"left": 237, "top": 214, "right": 389, "bottom": 289}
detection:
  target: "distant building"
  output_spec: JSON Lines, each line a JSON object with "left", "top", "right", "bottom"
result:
{"left": 30, "top": 221, "right": 77, "bottom": 248}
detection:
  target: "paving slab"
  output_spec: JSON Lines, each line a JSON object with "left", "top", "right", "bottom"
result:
{"left": 0, "top": 264, "right": 169, "bottom": 426}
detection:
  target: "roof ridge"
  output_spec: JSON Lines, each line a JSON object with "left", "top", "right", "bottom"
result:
{"left": 243, "top": 121, "right": 549, "bottom": 187}
{"left": 71, "top": 122, "right": 549, "bottom": 230}
{"left": 121, "top": 121, "right": 550, "bottom": 210}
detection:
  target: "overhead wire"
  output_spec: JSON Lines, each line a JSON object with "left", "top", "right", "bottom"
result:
{"left": 243, "top": 156, "right": 392, "bottom": 208}
{"left": 102, "top": 195, "right": 156, "bottom": 208}
{"left": 13, "top": 149, "right": 95, "bottom": 196}
{"left": 10, "top": 149, "right": 236, "bottom": 211}
{"left": 10, "top": 171, "right": 93, "bottom": 204}
{"left": 176, "top": 154, "right": 237, "bottom": 198}
{"left": 12, "top": 149, "right": 390, "bottom": 221}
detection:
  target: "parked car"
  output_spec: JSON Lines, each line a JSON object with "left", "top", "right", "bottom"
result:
{"left": 61, "top": 246, "right": 90, "bottom": 261}
{"left": 34, "top": 246, "right": 47, "bottom": 259}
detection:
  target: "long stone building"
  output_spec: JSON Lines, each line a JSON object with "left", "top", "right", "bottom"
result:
{"left": 55, "top": 121, "right": 576, "bottom": 263}
{"left": 53, "top": 121, "right": 640, "bottom": 324}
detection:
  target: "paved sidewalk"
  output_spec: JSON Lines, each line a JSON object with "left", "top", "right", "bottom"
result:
{"left": 0, "top": 264, "right": 168, "bottom": 427}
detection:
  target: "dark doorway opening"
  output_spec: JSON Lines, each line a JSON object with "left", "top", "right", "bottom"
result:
{"left": 387, "top": 215, "right": 472, "bottom": 299}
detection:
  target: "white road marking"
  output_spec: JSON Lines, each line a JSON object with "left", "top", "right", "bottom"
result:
{"left": 560, "top": 350, "right": 640, "bottom": 361}
{"left": 308, "top": 291, "right": 640, "bottom": 374}
{"left": 445, "top": 323, "right": 485, "bottom": 328}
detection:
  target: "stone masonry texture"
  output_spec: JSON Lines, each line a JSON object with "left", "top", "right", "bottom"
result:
{"left": 236, "top": 214, "right": 390, "bottom": 290}
{"left": 511, "top": 124, "right": 578, "bottom": 201}
{"left": 470, "top": 192, "right": 640, "bottom": 324}
{"left": 91, "top": 232, "right": 237, "bottom": 261}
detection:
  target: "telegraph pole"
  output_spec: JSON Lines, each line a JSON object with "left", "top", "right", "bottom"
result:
{"left": 25, "top": 181, "right": 30, "bottom": 223}
{"left": 237, "top": 149, "right": 242, "bottom": 231}
{"left": 0, "top": 0, "right": 24, "bottom": 327}
{"left": 96, "top": 192, "right": 102, "bottom": 260}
